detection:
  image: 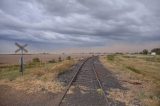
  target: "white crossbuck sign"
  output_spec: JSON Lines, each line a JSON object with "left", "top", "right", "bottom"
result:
{"left": 15, "top": 42, "right": 28, "bottom": 75}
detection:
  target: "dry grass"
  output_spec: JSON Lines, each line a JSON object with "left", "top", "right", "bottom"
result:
{"left": 0, "top": 59, "right": 75, "bottom": 94}
{"left": 100, "top": 54, "right": 160, "bottom": 106}
{"left": 0, "top": 54, "right": 91, "bottom": 65}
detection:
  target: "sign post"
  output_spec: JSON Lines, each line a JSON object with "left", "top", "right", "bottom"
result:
{"left": 15, "top": 42, "right": 28, "bottom": 76}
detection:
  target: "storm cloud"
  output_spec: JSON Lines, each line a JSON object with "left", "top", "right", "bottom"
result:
{"left": 0, "top": 0, "right": 160, "bottom": 53}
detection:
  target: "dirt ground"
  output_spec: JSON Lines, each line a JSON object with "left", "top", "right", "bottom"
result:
{"left": 0, "top": 56, "right": 125, "bottom": 106}
{"left": 0, "top": 58, "right": 80, "bottom": 106}
{"left": 1, "top": 54, "right": 157, "bottom": 106}
{"left": 0, "top": 54, "right": 91, "bottom": 65}
{"left": 0, "top": 66, "right": 77, "bottom": 106}
{"left": 100, "top": 55, "right": 160, "bottom": 106}
{"left": 0, "top": 84, "right": 57, "bottom": 106}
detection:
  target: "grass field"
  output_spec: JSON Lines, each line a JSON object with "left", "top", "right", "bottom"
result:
{"left": 0, "top": 54, "right": 90, "bottom": 65}
{"left": 0, "top": 58, "right": 75, "bottom": 93}
{"left": 100, "top": 54, "right": 160, "bottom": 106}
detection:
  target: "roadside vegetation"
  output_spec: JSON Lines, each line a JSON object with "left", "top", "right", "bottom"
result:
{"left": 0, "top": 56, "right": 75, "bottom": 93}
{"left": 101, "top": 54, "right": 160, "bottom": 106}
{"left": 107, "top": 54, "right": 115, "bottom": 61}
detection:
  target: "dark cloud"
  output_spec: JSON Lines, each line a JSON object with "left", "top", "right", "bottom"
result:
{"left": 0, "top": 0, "right": 160, "bottom": 53}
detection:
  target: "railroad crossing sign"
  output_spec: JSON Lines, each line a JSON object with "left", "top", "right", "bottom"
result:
{"left": 15, "top": 42, "right": 28, "bottom": 76}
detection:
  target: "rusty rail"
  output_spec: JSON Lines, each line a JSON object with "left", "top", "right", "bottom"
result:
{"left": 57, "top": 57, "right": 91, "bottom": 106}
{"left": 57, "top": 56, "right": 109, "bottom": 106}
{"left": 92, "top": 57, "right": 109, "bottom": 106}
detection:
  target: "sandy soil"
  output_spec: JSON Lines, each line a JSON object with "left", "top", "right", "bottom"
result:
{"left": 0, "top": 84, "right": 58, "bottom": 106}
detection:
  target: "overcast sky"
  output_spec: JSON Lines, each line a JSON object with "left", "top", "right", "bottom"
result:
{"left": 0, "top": 0, "right": 160, "bottom": 53}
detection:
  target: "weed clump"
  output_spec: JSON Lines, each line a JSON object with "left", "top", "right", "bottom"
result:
{"left": 145, "top": 57, "right": 160, "bottom": 62}
{"left": 107, "top": 55, "right": 115, "bottom": 61}
{"left": 66, "top": 56, "right": 71, "bottom": 60}
{"left": 126, "top": 66, "right": 141, "bottom": 74}
{"left": 51, "top": 60, "right": 74, "bottom": 76}
{"left": 97, "top": 88, "right": 104, "bottom": 95}
{"left": 48, "top": 59, "right": 56, "bottom": 63}
{"left": 58, "top": 57, "right": 62, "bottom": 62}
{"left": 32, "top": 58, "right": 40, "bottom": 63}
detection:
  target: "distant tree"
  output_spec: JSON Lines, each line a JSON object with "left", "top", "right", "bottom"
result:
{"left": 66, "top": 56, "right": 71, "bottom": 60}
{"left": 151, "top": 48, "right": 160, "bottom": 55}
{"left": 58, "top": 57, "right": 62, "bottom": 62}
{"left": 142, "top": 49, "right": 148, "bottom": 55}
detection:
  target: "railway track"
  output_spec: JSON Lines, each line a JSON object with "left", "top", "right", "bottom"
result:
{"left": 57, "top": 56, "right": 109, "bottom": 106}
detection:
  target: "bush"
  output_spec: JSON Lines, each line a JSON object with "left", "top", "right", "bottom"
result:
{"left": 58, "top": 57, "right": 62, "bottom": 62}
{"left": 48, "top": 59, "right": 56, "bottom": 63}
{"left": 66, "top": 56, "right": 71, "bottom": 60}
{"left": 142, "top": 49, "right": 148, "bottom": 55}
{"left": 32, "top": 58, "right": 40, "bottom": 63}
{"left": 126, "top": 66, "right": 141, "bottom": 74}
{"left": 107, "top": 55, "right": 115, "bottom": 61}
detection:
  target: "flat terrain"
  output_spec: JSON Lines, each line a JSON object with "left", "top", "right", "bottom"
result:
{"left": 0, "top": 55, "right": 125, "bottom": 106}
{"left": 0, "top": 54, "right": 91, "bottom": 65}
{"left": 0, "top": 54, "right": 159, "bottom": 106}
{"left": 0, "top": 56, "right": 77, "bottom": 106}
{"left": 100, "top": 54, "right": 160, "bottom": 106}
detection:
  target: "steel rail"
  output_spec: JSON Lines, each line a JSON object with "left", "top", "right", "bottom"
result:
{"left": 57, "top": 57, "right": 91, "bottom": 106}
{"left": 92, "top": 57, "right": 109, "bottom": 106}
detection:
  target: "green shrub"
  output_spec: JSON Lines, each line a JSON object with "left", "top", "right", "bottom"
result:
{"left": 107, "top": 55, "right": 115, "bottom": 61}
{"left": 32, "top": 58, "right": 40, "bottom": 63}
{"left": 126, "top": 66, "right": 141, "bottom": 74}
{"left": 48, "top": 59, "right": 56, "bottom": 63}
{"left": 66, "top": 56, "right": 71, "bottom": 60}
{"left": 58, "top": 57, "right": 62, "bottom": 62}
